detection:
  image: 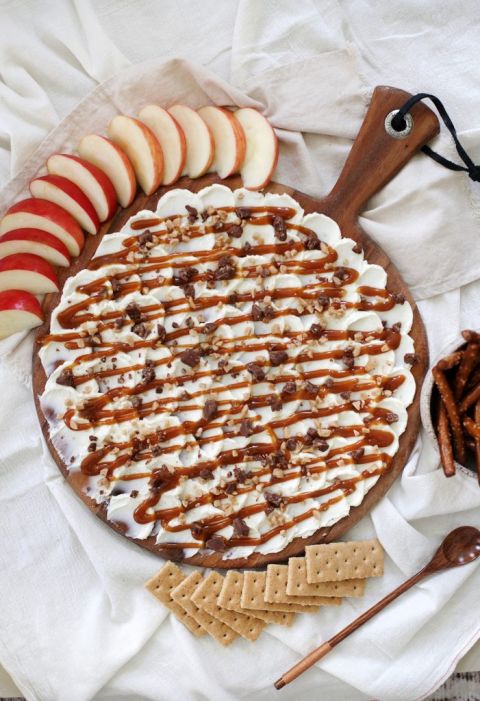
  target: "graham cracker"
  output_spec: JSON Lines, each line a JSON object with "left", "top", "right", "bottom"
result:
{"left": 287, "top": 557, "right": 366, "bottom": 598}
{"left": 218, "top": 571, "right": 295, "bottom": 626}
{"left": 144, "top": 561, "right": 205, "bottom": 637}
{"left": 241, "top": 570, "right": 319, "bottom": 614}
{"left": 191, "top": 571, "right": 265, "bottom": 641}
{"left": 306, "top": 539, "right": 384, "bottom": 583}
{"left": 266, "top": 564, "right": 343, "bottom": 607}
{"left": 171, "top": 571, "right": 237, "bottom": 647}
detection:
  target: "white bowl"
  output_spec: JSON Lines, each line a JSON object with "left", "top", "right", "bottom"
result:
{"left": 420, "top": 334, "right": 477, "bottom": 478}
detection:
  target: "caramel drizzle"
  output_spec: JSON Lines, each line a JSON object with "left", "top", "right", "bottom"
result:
{"left": 40, "top": 202, "right": 408, "bottom": 551}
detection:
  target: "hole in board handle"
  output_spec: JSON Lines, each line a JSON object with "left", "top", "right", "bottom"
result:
{"left": 385, "top": 109, "right": 414, "bottom": 139}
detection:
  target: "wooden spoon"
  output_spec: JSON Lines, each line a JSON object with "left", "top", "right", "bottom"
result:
{"left": 274, "top": 526, "right": 480, "bottom": 690}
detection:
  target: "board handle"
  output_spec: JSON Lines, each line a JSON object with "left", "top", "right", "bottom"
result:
{"left": 324, "top": 86, "right": 439, "bottom": 223}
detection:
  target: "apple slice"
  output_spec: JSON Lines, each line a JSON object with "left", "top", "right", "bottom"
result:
{"left": 0, "top": 253, "right": 58, "bottom": 294}
{"left": 0, "top": 289, "right": 44, "bottom": 339}
{"left": 30, "top": 175, "right": 99, "bottom": 235}
{"left": 108, "top": 115, "right": 163, "bottom": 195}
{"left": 167, "top": 105, "right": 214, "bottom": 179}
{"left": 197, "top": 106, "right": 246, "bottom": 179}
{"left": 78, "top": 134, "right": 136, "bottom": 208}
{"left": 47, "top": 153, "right": 117, "bottom": 222}
{"left": 0, "top": 229, "right": 70, "bottom": 267}
{"left": 138, "top": 105, "right": 186, "bottom": 186}
{"left": 0, "top": 199, "right": 84, "bottom": 257}
{"left": 233, "top": 108, "right": 279, "bottom": 190}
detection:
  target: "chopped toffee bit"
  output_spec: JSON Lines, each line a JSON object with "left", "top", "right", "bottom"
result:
{"left": 246, "top": 362, "right": 266, "bottom": 381}
{"left": 232, "top": 517, "right": 249, "bottom": 537}
{"left": 180, "top": 348, "right": 201, "bottom": 368}
{"left": 205, "top": 535, "right": 228, "bottom": 551}
{"left": 203, "top": 399, "right": 218, "bottom": 421}
{"left": 269, "top": 349, "right": 288, "bottom": 366}
{"left": 57, "top": 368, "right": 75, "bottom": 387}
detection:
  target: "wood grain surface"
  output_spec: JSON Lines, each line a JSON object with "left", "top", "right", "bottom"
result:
{"left": 32, "top": 86, "right": 438, "bottom": 568}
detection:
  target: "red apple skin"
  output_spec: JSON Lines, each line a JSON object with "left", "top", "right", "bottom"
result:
{"left": 0, "top": 253, "right": 58, "bottom": 286}
{"left": 47, "top": 153, "right": 118, "bottom": 221}
{"left": 3, "top": 199, "right": 84, "bottom": 255}
{"left": 0, "top": 289, "right": 43, "bottom": 317}
{"left": 29, "top": 174, "right": 100, "bottom": 234}
{"left": 78, "top": 135, "right": 137, "bottom": 207}
{"left": 0, "top": 289, "right": 44, "bottom": 338}
{"left": 0, "top": 229, "right": 71, "bottom": 266}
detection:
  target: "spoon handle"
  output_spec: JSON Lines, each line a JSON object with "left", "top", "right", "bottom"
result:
{"left": 274, "top": 568, "right": 427, "bottom": 690}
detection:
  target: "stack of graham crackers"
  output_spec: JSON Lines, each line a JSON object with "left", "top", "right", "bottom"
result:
{"left": 145, "top": 539, "right": 384, "bottom": 646}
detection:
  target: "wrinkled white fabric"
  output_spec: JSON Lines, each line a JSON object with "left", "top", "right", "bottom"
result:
{"left": 0, "top": 2, "right": 479, "bottom": 701}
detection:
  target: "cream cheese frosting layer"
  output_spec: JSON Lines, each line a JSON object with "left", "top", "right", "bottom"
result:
{"left": 39, "top": 184, "right": 416, "bottom": 560}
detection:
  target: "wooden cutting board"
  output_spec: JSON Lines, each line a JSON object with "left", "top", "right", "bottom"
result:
{"left": 32, "top": 86, "right": 438, "bottom": 568}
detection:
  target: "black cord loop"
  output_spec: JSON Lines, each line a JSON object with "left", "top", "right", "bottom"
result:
{"left": 391, "top": 92, "right": 480, "bottom": 182}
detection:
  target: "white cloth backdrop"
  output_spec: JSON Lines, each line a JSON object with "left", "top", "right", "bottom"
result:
{"left": 0, "top": 2, "right": 480, "bottom": 700}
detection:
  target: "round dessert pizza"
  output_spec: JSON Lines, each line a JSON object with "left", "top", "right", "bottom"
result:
{"left": 38, "top": 184, "right": 417, "bottom": 564}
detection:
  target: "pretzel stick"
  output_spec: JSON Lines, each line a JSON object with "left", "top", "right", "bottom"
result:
{"left": 436, "top": 401, "right": 456, "bottom": 477}
{"left": 474, "top": 401, "right": 480, "bottom": 485}
{"left": 432, "top": 366, "right": 466, "bottom": 464}
{"left": 437, "top": 351, "right": 463, "bottom": 371}
{"left": 462, "top": 329, "right": 480, "bottom": 343}
{"left": 465, "top": 364, "right": 480, "bottom": 392}
{"left": 459, "top": 381, "right": 480, "bottom": 413}
{"left": 455, "top": 342, "right": 480, "bottom": 398}
{"left": 463, "top": 416, "right": 480, "bottom": 440}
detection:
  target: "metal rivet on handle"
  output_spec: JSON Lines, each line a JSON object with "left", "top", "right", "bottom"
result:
{"left": 384, "top": 110, "right": 414, "bottom": 139}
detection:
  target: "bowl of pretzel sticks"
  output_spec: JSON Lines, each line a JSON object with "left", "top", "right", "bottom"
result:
{"left": 421, "top": 329, "right": 480, "bottom": 483}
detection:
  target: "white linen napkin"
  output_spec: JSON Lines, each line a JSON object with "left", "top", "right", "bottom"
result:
{"left": 1, "top": 2, "right": 480, "bottom": 700}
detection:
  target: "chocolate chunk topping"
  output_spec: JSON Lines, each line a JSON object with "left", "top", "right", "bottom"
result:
{"left": 246, "top": 362, "right": 266, "bottom": 381}
{"left": 190, "top": 523, "right": 206, "bottom": 540}
{"left": 138, "top": 229, "right": 153, "bottom": 246}
{"left": 342, "top": 348, "right": 355, "bottom": 369}
{"left": 199, "top": 469, "right": 214, "bottom": 480}
{"left": 214, "top": 256, "right": 236, "bottom": 280}
{"left": 185, "top": 204, "right": 198, "bottom": 223}
{"left": 225, "top": 481, "right": 238, "bottom": 494}
{"left": 203, "top": 322, "right": 217, "bottom": 335}
{"left": 264, "top": 491, "right": 285, "bottom": 509}
{"left": 157, "top": 324, "right": 166, "bottom": 342}
{"left": 232, "top": 517, "right": 249, "bottom": 537}
{"left": 142, "top": 361, "right": 156, "bottom": 384}
{"left": 242, "top": 241, "right": 252, "bottom": 256}
{"left": 392, "top": 292, "right": 406, "bottom": 304}
{"left": 57, "top": 368, "right": 75, "bottom": 387}
{"left": 131, "top": 396, "right": 142, "bottom": 409}
{"left": 235, "top": 207, "right": 251, "bottom": 220}
{"left": 173, "top": 267, "right": 197, "bottom": 286}
{"left": 180, "top": 348, "right": 201, "bottom": 367}
{"left": 164, "top": 547, "right": 185, "bottom": 562}
{"left": 110, "top": 278, "right": 122, "bottom": 298}
{"left": 269, "top": 349, "right": 288, "bottom": 366}
{"left": 272, "top": 215, "right": 287, "bottom": 241}
{"left": 87, "top": 442, "right": 96, "bottom": 452}
{"left": 226, "top": 224, "right": 243, "bottom": 238}
{"left": 335, "top": 267, "right": 349, "bottom": 281}
{"left": 252, "top": 303, "right": 264, "bottom": 321}
{"left": 270, "top": 395, "right": 283, "bottom": 411}
{"left": 130, "top": 490, "right": 139, "bottom": 498}
{"left": 392, "top": 322, "right": 401, "bottom": 333}
{"left": 126, "top": 302, "right": 142, "bottom": 323}
{"left": 132, "top": 322, "right": 147, "bottom": 338}
{"left": 228, "top": 292, "right": 239, "bottom": 305}
{"left": 203, "top": 399, "right": 218, "bottom": 421}
{"left": 317, "top": 294, "right": 330, "bottom": 308}
{"left": 283, "top": 381, "right": 297, "bottom": 394}
{"left": 239, "top": 418, "right": 254, "bottom": 437}
{"left": 351, "top": 447, "right": 365, "bottom": 460}
{"left": 352, "top": 242, "right": 362, "bottom": 254}
{"left": 317, "top": 439, "right": 329, "bottom": 452}
{"left": 305, "top": 381, "right": 318, "bottom": 395}
{"left": 286, "top": 437, "right": 297, "bottom": 451}
{"left": 310, "top": 324, "right": 325, "bottom": 338}
{"left": 385, "top": 412, "right": 399, "bottom": 424}
{"left": 205, "top": 535, "right": 228, "bottom": 551}
{"left": 263, "top": 304, "right": 275, "bottom": 321}
{"left": 340, "top": 391, "right": 351, "bottom": 400}
{"left": 304, "top": 232, "right": 320, "bottom": 250}
{"left": 183, "top": 283, "right": 195, "bottom": 299}
{"left": 404, "top": 352, "right": 418, "bottom": 365}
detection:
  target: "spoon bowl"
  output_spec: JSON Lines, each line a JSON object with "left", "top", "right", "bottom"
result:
{"left": 442, "top": 526, "right": 480, "bottom": 565}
